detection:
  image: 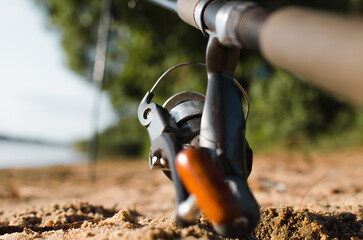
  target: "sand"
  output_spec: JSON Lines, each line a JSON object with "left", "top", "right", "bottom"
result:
{"left": 0, "top": 149, "right": 362, "bottom": 239}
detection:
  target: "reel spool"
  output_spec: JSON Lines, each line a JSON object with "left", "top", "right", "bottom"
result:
{"left": 148, "top": 91, "right": 205, "bottom": 173}
{"left": 163, "top": 91, "right": 205, "bottom": 147}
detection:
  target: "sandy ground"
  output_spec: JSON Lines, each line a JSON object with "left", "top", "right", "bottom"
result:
{"left": 0, "top": 149, "right": 362, "bottom": 239}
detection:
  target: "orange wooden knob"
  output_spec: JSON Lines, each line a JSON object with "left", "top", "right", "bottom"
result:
{"left": 175, "top": 148, "right": 242, "bottom": 224}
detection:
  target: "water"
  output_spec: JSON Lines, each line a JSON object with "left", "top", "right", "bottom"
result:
{"left": 0, "top": 141, "right": 86, "bottom": 169}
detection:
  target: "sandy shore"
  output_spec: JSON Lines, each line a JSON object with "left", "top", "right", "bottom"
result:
{"left": 0, "top": 149, "right": 362, "bottom": 239}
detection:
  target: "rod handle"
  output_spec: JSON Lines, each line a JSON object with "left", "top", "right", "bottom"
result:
{"left": 260, "top": 7, "right": 363, "bottom": 105}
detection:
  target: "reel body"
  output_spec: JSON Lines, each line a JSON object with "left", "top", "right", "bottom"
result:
{"left": 137, "top": 62, "right": 252, "bottom": 179}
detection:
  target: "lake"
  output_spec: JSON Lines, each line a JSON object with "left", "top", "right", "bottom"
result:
{"left": 0, "top": 140, "right": 86, "bottom": 169}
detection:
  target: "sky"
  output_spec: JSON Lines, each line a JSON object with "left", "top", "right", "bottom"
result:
{"left": 0, "top": 0, "right": 117, "bottom": 143}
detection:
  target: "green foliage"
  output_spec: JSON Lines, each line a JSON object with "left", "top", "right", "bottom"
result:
{"left": 98, "top": 117, "right": 147, "bottom": 156}
{"left": 74, "top": 117, "right": 149, "bottom": 157}
{"left": 36, "top": 0, "right": 363, "bottom": 156}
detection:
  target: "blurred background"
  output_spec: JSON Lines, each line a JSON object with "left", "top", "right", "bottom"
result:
{"left": 0, "top": 0, "right": 117, "bottom": 168}
{"left": 1, "top": 0, "right": 362, "bottom": 169}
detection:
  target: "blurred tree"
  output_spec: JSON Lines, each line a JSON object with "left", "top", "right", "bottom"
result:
{"left": 36, "top": 0, "right": 363, "bottom": 156}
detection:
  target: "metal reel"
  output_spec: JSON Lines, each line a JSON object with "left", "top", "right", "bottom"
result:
{"left": 139, "top": 62, "right": 251, "bottom": 176}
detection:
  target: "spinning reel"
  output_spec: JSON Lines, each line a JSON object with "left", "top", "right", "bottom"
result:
{"left": 138, "top": 62, "right": 252, "bottom": 178}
